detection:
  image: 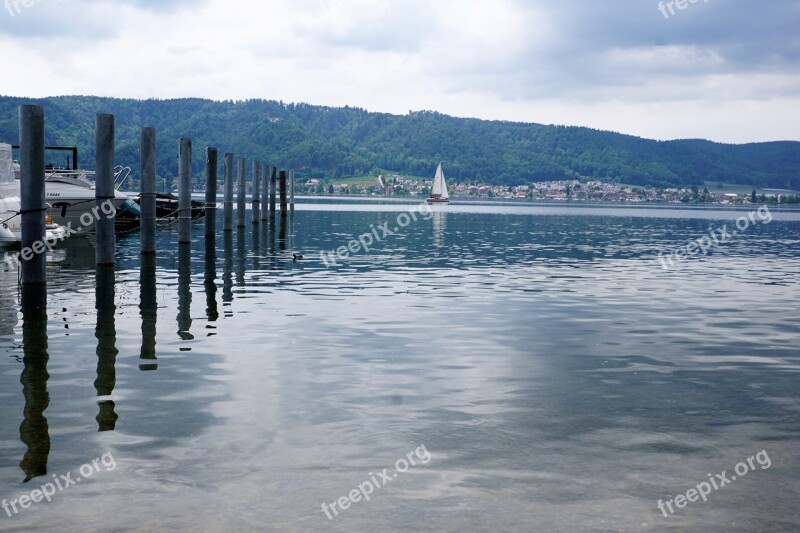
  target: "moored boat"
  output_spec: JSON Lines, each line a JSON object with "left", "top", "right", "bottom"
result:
{"left": 10, "top": 145, "right": 141, "bottom": 232}
{"left": 0, "top": 143, "right": 70, "bottom": 248}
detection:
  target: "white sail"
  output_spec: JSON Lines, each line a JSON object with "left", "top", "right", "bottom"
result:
{"left": 431, "top": 163, "right": 449, "bottom": 199}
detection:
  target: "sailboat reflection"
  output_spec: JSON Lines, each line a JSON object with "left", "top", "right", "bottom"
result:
{"left": 177, "top": 244, "right": 193, "bottom": 341}
{"left": 19, "top": 284, "right": 50, "bottom": 482}
{"left": 140, "top": 254, "right": 158, "bottom": 371}
{"left": 432, "top": 210, "right": 447, "bottom": 248}
{"left": 95, "top": 265, "right": 118, "bottom": 432}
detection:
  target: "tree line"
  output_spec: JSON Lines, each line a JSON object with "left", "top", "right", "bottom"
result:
{"left": 0, "top": 96, "right": 797, "bottom": 191}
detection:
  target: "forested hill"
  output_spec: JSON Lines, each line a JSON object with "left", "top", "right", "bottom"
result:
{"left": 0, "top": 95, "right": 798, "bottom": 190}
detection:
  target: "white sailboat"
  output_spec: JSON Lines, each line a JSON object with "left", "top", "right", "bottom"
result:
{"left": 427, "top": 163, "right": 450, "bottom": 204}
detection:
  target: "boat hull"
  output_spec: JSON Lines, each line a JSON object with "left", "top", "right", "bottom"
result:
{"left": 135, "top": 193, "right": 206, "bottom": 220}
{"left": 0, "top": 224, "right": 15, "bottom": 248}
{"left": 426, "top": 197, "right": 450, "bottom": 204}
{"left": 46, "top": 185, "right": 141, "bottom": 231}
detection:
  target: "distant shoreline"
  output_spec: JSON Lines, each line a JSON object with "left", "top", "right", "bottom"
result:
{"left": 181, "top": 192, "right": 800, "bottom": 212}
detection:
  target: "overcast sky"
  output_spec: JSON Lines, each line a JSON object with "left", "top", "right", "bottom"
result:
{"left": 1, "top": 0, "right": 798, "bottom": 143}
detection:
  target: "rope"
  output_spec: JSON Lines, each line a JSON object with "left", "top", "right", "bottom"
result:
{"left": 0, "top": 211, "right": 20, "bottom": 225}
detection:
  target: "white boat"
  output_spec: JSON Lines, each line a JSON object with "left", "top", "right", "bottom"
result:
{"left": 9, "top": 146, "right": 141, "bottom": 231}
{"left": 0, "top": 143, "right": 69, "bottom": 249}
{"left": 427, "top": 163, "right": 450, "bottom": 204}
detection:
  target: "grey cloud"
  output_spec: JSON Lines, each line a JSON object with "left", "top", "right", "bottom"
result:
{"left": 300, "top": 0, "right": 435, "bottom": 53}
{"left": 427, "top": 0, "right": 800, "bottom": 101}
{"left": 0, "top": 0, "right": 205, "bottom": 38}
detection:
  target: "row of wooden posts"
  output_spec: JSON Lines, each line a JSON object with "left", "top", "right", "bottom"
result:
{"left": 17, "top": 105, "right": 295, "bottom": 286}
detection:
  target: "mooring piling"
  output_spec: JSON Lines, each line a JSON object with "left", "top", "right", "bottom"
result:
{"left": 260, "top": 163, "right": 269, "bottom": 221}
{"left": 237, "top": 157, "right": 246, "bottom": 228}
{"left": 205, "top": 147, "right": 218, "bottom": 237}
{"left": 269, "top": 166, "right": 277, "bottom": 216}
{"left": 95, "top": 114, "right": 116, "bottom": 266}
{"left": 252, "top": 160, "right": 261, "bottom": 224}
{"left": 290, "top": 169, "right": 295, "bottom": 212}
{"left": 279, "top": 170, "right": 288, "bottom": 217}
{"left": 223, "top": 153, "right": 234, "bottom": 231}
{"left": 18, "top": 105, "right": 47, "bottom": 285}
{"left": 178, "top": 138, "right": 192, "bottom": 244}
{"left": 140, "top": 127, "right": 157, "bottom": 254}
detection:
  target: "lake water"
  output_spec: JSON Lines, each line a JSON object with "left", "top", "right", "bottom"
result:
{"left": 0, "top": 201, "right": 798, "bottom": 532}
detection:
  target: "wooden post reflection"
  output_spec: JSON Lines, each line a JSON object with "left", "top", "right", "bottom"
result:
{"left": 236, "top": 226, "right": 246, "bottom": 286}
{"left": 222, "top": 231, "right": 233, "bottom": 310}
{"left": 177, "top": 243, "right": 193, "bottom": 341}
{"left": 259, "top": 221, "right": 268, "bottom": 259}
{"left": 252, "top": 222, "right": 261, "bottom": 270}
{"left": 139, "top": 254, "right": 158, "bottom": 371}
{"left": 19, "top": 284, "right": 50, "bottom": 482}
{"left": 278, "top": 213, "right": 287, "bottom": 255}
{"left": 204, "top": 235, "right": 219, "bottom": 327}
{"left": 94, "top": 265, "right": 118, "bottom": 432}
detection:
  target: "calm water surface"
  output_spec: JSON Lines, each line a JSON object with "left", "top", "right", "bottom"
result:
{"left": 0, "top": 201, "right": 798, "bottom": 532}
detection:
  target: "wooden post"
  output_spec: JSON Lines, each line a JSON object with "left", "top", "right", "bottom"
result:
{"left": 279, "top": 170, "right": 288, "bottom": 217}
{"left": 290, "top": 169, "right": 295, "bottom": 212}
{"left": 140, "top": 127, "right": 157, "bottom": 254}
{"left": 269, "top": 166, "right": 277, "bottom": 216}
{"left": 178, "top": 138, "right": 192, "bottom": 244}
{"left": 95, "top": 114, "right": 116, "bottom": 266}
{"left": 260, "top": 163, "right": 269, "bottom": 221}
{"left": 223, "top": 153, "right": 234, "bottom": 231}
{"left": 18, "top": 105, "right": 47, "bottom": 285}
{"left": 205, "top": 147, "right": 218, "bottom": 237}
{"left": 237, "top": 157, "right": 246, "bottom": 228}
{"left": 252, "top": 160, "right": 261, "bottom": 224}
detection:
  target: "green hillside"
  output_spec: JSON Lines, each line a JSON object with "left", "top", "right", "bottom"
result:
{"left": 0, "top": 95, "right": 797, "bottom": 191}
